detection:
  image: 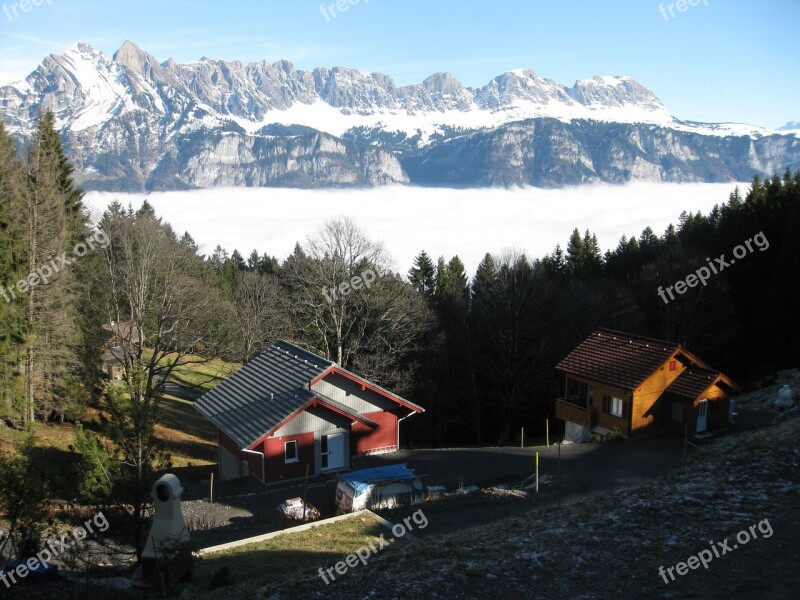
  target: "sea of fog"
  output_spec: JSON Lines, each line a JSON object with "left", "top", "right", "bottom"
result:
{"left": 84, "top": 182, "right": 747, "bottom": 276}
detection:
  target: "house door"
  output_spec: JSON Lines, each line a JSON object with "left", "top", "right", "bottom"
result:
{"left": 696, "top": 399, "right": 708, "bottom": 433}
{"left": 321, "top": 433, "right": 347, "bottom": 471}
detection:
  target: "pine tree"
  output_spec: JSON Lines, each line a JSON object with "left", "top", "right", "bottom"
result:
{"left": 0, "top": 120, "right": 28, "bottom": 420}
{"left": 408, "top": 250, "right": 436, "bottom": 297}
{"left": 542, "top": 243, "right": 567, "bottom": 278}
{"left": 231, "top": 249, "right": 246, "bottom": 271}
{"left": 565, "top": 228, "right": 602, "bottom": 276}
{"left": 180, "top": 232, "right": 199, "bottom": 254}
{"left": 565, "top": 228, "right": 584, "bottom": 274}
{"left": 23, "top": 111, "right": 88, "bottom": 422}
{"left": 247, "top": 249, "right": 260, "bottom": 271}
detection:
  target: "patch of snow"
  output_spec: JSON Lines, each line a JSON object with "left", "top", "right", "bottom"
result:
{"left": 226, "top": 98, "right": 682, "bottom": 146}
{"left": 56, "top": 45, "right": 128, "bottom": 132}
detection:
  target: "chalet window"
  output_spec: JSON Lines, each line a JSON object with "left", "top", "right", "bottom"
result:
{"left": 321, "top": 435, "right": 329, "bottom": 469}
{"left": 671, "top": 401, "right": 683, "bottom": 422}
{"left": 603, "top": 395, "right": 626, "bottom": 418}
{"left": 284, "top": 440, "right": 298, "bottom": 464}
{"left": 567, "top": 378, "right": 579, "bottom": 401}
{"left": 568, "top": 380, "right": 593, "bottom": 406}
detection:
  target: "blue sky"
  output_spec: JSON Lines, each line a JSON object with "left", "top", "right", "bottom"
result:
{"left": 0, "top": 0, "right": 797, "bottom": 128}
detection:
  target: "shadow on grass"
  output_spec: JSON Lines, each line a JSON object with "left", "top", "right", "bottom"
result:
{"left": 30, "top": 445, "right": 83, "bottom": 500}
{"left": 158, "top": 437, "right": 217, "bottom": 465}
{"left": 158, "top": 397, "right": 215, "bottom": 441}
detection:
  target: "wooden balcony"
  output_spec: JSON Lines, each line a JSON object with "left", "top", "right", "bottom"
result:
{"left": 555, "top": 398, "right": 593, "bottom": 428}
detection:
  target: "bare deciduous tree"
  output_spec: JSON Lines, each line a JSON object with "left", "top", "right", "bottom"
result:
{"left": 84, "top": 203, "right": 234, "bottom": 558}
{"left": 282, "top": 216, "right": 430, "bottom": 392}
{"left": 232, "top": 271, "right": 291, "bottom": 363}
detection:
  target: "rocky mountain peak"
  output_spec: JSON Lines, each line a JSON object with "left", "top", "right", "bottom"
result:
{"left": 1, "top": 40, "right": 795, "bottom": 192}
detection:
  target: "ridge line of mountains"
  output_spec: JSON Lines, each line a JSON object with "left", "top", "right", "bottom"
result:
{"left": 1, "top": 41, "right": 798, "bottom": 191}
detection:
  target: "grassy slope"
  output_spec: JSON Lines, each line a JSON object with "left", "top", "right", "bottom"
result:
{"left": 192, "top": 514, "right": 400, "bottom": 592}
{"left": 0, "top": 354, "right": 236, "bottom": 498}
{"left": 164, "top": 354, "right": 239, "bottom": 391}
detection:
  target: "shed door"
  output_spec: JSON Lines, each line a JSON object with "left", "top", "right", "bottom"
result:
{"left": 696, "top": 399, "right": 708, "bottom": 433}
{"left": 321, "top": 433, "right": 347, "bottom": 471}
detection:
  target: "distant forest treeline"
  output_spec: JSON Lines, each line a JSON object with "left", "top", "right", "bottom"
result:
{"left": 1, "top": 113, "right": 798, "bottom": 446}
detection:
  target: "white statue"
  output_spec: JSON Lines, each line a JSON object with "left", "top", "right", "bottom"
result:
{"left": 776, "top": 384, "right": 794, "bottom": 409}
{"left": 132, "top": 474, "right": 192, "bottom": 588}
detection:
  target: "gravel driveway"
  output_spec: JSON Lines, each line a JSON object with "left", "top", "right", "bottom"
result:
{"left": 180, "top": 432, "right": 700, "bottom": 548}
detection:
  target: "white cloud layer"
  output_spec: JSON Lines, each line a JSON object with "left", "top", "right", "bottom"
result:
{"left": 84, "top": 182, "right": 747, "bottom": 277}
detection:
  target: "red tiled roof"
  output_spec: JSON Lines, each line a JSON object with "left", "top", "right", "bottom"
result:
{"left": 666, "top": 367, "right": 722, "bottom": 400}
{"left": 555, "top": 329, "right": 679, "bottom": 391}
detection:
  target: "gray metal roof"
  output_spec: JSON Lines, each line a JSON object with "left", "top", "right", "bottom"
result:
{"left": 333, "top": 365, "right": 425, "bottom": 413}
{"left": 314, "top": 394, "right": 379, "bottom": 428}
{"left": 193, "top": 340, "right": 333, "bottom": 448}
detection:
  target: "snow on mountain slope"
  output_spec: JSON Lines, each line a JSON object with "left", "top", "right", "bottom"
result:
{"left": 1, "top": 41, "right": 797, "bottom": 191}
{"left": 47, "top": 43, "right": 129, "bottom": 131}
{"left": 2, "top": 41, "right": 770, "bottom": 140}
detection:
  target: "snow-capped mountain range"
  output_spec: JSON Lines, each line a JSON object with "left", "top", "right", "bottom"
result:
{"left": 1, "top": 41, "right": 798, "bottom": 190}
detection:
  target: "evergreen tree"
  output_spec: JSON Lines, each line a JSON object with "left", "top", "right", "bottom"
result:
{"left": 566, "top": 228, "right": 602, "bottom": 276}
{"left": 22, "top": 111, "right": 88, "bottom": 422}
{"left": 541, "top": 243, "right": 567, "bottom": 278}
{"left": 408, "top": 250, "right": 436, "bottom": 298}
{"left": 416, "top": 255, "right": 471, "bottom": 446}
{"left": 257, "top": 252, "right": 280, "bottom": 275}
{"left": 247, "top": 249, "right": 260, "bottom": 271}
{"left": 565, "top": 228, "right": 584, "bottom": 274}
{"left": 231, "top": 249, "right": 247, "bottom": 271}
{"left": 180, "top": 232, "right": 199, "bottom": 254}
{"left": 0, "top": 120, "right": 28, "bottom": 420}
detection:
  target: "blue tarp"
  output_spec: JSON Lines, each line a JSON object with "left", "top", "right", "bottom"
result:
{"left": 337, "top": 464, "right": 415, "bottom": 496}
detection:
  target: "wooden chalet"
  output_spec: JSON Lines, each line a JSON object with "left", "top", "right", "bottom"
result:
{"left": 555, "top": 328, "right": 738, "bottom": 441}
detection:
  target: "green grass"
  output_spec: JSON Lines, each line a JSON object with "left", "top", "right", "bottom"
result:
{"left": 168, "top": 355, "right": 240, "bottom": 391}
{"left": 153, "top": 353, "right": 239, "bottom": 466}
{"left": 155, "top": 395, "right": 217, "bottom": 467}
{"left": 140, "top": 348, "right": 240, "bottom": 391}
{"left": 193, "top": 514, "right": 396, "bottom": 592}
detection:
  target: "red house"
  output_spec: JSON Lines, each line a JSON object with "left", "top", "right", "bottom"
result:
{"left": 194, "top": 340, "right": 423, "bottom": 483}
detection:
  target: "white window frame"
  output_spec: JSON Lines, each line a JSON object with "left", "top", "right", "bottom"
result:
{"left": 609, "top": 396, "right": 624, "bottom": 418}
{"left": 320, "top": 435, "right": 329, "bottom": 469}
{"left": 284, "top": 440, "right": 299, "bottom": 464}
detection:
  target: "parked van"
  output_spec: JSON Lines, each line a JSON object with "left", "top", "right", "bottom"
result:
{"left": 335, "top": 464, "right": 424, "bottom": 513}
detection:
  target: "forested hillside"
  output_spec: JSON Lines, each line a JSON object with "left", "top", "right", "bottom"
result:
{"left": 1, "top": 112, "right": 798, "bottom": 447}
